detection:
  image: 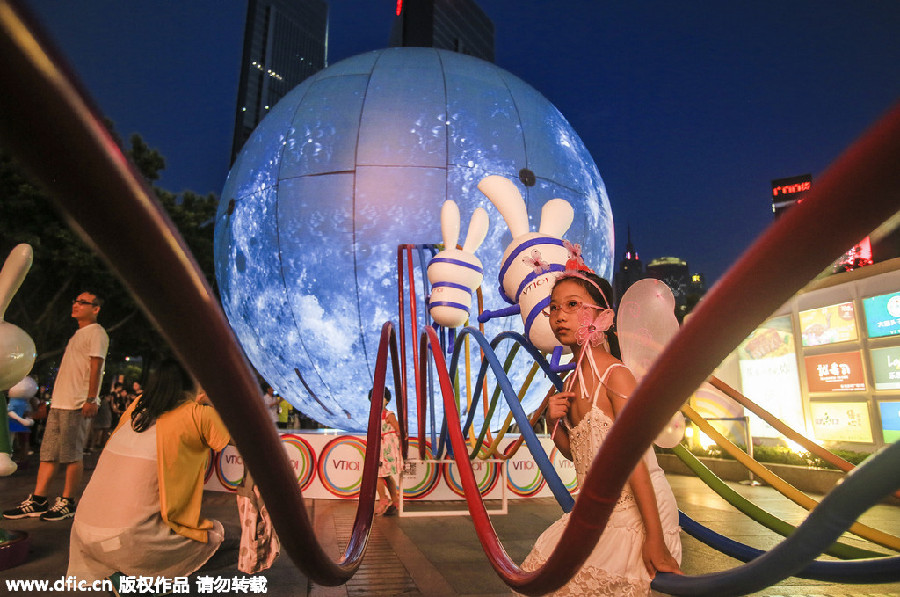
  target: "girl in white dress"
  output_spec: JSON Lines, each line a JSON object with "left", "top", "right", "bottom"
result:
{"left": 520, "top": 270, "right": 682, "bottom": 596}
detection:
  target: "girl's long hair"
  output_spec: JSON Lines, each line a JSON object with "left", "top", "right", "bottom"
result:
{"left": 557, "top": 272, "right": 623, "bottom": 360}
{"left": 131, "top": 359, "right": 195, "bottom": 432}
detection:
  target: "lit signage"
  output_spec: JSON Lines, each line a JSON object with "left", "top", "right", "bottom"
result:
{"left": 832, "top": 236, "right": 873, "bottom": 272}
{"left": 798, "top": 302, "right": 858, "bottom": 347}
{"left": 771, "top": 174, "right": 811, "bottom": 218}
{"left": 810, "top": 402, "right": 873, "bottom": 443}
{"left": 805, "top": 352, "right": 866, "bottom": 393}
{"left": 871, "top": 346, "right": 900, "bottom": 390}
{"left": 879, "top": 401, "right": 900, "bottom": 443}
{"left": 863, "top": 291, "right": 900, "bottom": 338}
{"left": 737, "top": 316, "right": 805, "bottom": 438}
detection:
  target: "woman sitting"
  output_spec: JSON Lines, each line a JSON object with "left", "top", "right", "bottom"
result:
{"left": 68, "top": 359, "right": 231, "bottom": 581}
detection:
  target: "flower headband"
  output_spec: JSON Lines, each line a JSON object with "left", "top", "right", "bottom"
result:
{"left": 556, "top": 240, "right": 611, "bottom": 308}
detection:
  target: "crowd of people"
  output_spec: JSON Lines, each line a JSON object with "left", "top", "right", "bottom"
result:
{"left": 6, "top": 375, "right": 147, "bottom": 469}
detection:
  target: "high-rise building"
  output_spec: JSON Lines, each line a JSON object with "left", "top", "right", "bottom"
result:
{"left": 773, "top": 173, "right": 886, "bottom": 272}
{"left": 646, "top": 256, "right": 699, "bottom": 320}
{"left": 614, "top": 227, "right": 644, "bottom": 303}
{"left": 231, "top": 0, "right": 328, "bottom": 163}
{"left": 390, "top": 0, "right": 494, "bottom": 62}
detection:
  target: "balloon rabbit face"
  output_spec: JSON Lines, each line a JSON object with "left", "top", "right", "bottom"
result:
{"left": 427, "top": 200, "right": 489, "bottom": 328}
{"left": 0, "top": 245, "right": 36, "bottom": 391}
{"left": 7, "top": 375, "right": 38, "bottom": 399}
{"left": 477, "top": 176, "right": 574, "bottom": 352}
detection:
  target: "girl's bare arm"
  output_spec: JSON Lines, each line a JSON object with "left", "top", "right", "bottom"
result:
{"left": 606, "top": 367, "right": 681, "bottom": 577}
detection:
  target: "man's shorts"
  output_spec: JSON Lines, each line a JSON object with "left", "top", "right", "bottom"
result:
{"left": 40, "top": 408, "right": 92, "bottom": 464}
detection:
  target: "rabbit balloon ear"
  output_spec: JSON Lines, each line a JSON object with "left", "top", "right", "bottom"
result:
{"left": 440, "top": 200, "right": 461, "bottom": 249}
{"left": 462, "top": 207, "right": 489, "bottom": 254}
{"left": 538, "top": 199, "right": 574, "bottom": 238}
{"left": 478, "top": 175, "right": 529, "bottom": 238}
{"left": 0, "top": 244, "right": 33, "bottom": 321}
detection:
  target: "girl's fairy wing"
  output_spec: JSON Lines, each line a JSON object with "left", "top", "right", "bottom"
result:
{"left": 617, "top": 279, "right": 685, "bottom": 448}
{"left": 617, "top": 278, "right": 679, "bottom": 381}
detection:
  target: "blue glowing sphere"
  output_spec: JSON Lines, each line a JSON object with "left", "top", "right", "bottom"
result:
{"left": 214, "top": 48, "right": 613, "bottom": 431}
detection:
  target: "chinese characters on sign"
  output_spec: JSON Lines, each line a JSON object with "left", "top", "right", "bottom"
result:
{"left": 804, "top": 352, "right": 866, "bottom": 393}
{"left": 809, "top": 402, "right": 873, "bottom": 443}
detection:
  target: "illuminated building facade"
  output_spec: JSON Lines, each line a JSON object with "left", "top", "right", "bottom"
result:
{"left": 646, "top": 257, "right": 691, "bottom": 305}
{"left": 772, "top": 173, "right": 884, "bottom": 273}
{"left": 703, "top": 260, "right": 900, "bottom": 452}
{"left": 645, "top": 256, "right": 707, "bottom": 320}
{"left": 231, "top": 0, "right": 328, "bottom": 163}
{"left": 390, "top": 0, "right": 494, "bottom": 62}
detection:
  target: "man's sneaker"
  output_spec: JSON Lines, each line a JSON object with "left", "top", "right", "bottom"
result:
{"left": 40, "top": 497, "right": 76, "bottom": 521}
{"left": 2, "top": 494, "right": 48, "bottom": 519}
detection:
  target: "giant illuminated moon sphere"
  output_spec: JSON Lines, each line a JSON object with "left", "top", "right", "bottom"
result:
{"left": 215, "top": 48, "right": 614, "bottom": 431}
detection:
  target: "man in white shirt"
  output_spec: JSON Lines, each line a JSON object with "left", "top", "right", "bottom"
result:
{"left": 3, "top": 291, "right": 109, "bottom": 521}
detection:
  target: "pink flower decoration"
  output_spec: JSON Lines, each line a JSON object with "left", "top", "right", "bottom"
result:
{"left": 523, "top": 249, "right": 550, "bottom": 275}
{"left": 563, "top": 240, "right": 582, "bottom": 263}
{"left": 575, "top": 305, "right": 614, "bottom": 347}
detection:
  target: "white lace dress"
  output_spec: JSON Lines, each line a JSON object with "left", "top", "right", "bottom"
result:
{"left": 520, "top": 363, "right": 682, "bottom": 596}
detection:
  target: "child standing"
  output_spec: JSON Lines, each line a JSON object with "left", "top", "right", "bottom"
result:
{"left": 520, "top": 268, "right": 682, "bottom": 595}
{"left": 368, "top": 387, "right": 401, "bottom": 516}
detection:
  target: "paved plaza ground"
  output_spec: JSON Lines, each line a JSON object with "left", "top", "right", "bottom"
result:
{"left": 2, "top": 450, "right": 899, "bottom": 596}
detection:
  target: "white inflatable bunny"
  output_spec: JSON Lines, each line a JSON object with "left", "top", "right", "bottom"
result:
{"left": 427, "top": 200, "right": 489, "bottom": 328}
{"left": 476, "top": 175, "right": 574, "bottom": 352}
{"left": 0, "top": 244, "right": 36, "bottom": 476}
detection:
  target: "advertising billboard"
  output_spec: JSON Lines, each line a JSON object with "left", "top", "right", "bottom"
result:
{"left": 871, "top": 345, "right": 900, "bottom": 391}
{"left": 804, "top": 352, "right": 867, "bottom": 393}
{"left": 863, "top": 291, "right": 900, "bottom": 339}
{"left": 737, "top": 316, "right": 805, "bottom": 438}
{"left": 799, "top": 302, "right": 858, "bottom": 347}
{"left": 879, "top": 401, "right": 900, "bottom": 443}
{"left": 809, "top": 402, "right": 873, "bottom": 443}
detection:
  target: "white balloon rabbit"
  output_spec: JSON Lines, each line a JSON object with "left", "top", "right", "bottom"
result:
{"left": 476, "top": 175, "right": 574, "bottom": 352}
{"left": 427, "top": 200, "right": 489, "bottom": 328}
{"left": 0, "top": 244, "right": 35, "bottom": 391}
{"left": 0, "top": 244, "right": 36, "bottom": 476}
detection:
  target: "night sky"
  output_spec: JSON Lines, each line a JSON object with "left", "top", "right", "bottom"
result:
{"left": 25, "top": 1, "right": 900, "bottom": 286}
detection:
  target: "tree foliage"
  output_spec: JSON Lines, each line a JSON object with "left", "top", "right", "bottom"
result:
{"left": 0, "top": 128, "right": 218, "bottom": 384}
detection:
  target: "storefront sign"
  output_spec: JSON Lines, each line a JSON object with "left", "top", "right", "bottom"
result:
{"left": 871, "top": 346, "right": 900, "bottom": 390}
{"left": 878, "top": 401, "right": 900, "bottom": 443}
{"left": 805, "top": 352, "right": 866, "bottom": 393}
{"left": 809, "top": 402, "right": 872, "bottom": 443}
{"left": 799, "top": 302, "right": 858, "bottom": 347}
{"left": 863, "top": 291, "right": 900, "bottom": 338}
{"left": 738, "top": 317, "right": 805, "bottom": 438}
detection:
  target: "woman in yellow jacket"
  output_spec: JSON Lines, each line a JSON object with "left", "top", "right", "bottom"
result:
{"left": 68, "top": 359, "right": 231, "bottom": 582}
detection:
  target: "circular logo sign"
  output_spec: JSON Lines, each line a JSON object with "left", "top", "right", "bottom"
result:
{"left": 317, "top": 436, "right": 367, "bottom": 498}
{"left": 442, "top": 457, "right": 501, "bottom": 498}
{"left": 212, "top": 445, "right": 245, "bottom": 492}
{"left": 550, "top": 445, "right": 578, "bottom": 494}
{"left": 887, "top": 295, "right": 900, "bottom": 318}
{"left": 504, "top": 440, "right": 545, "bottom": 497}
{"left": 280, "top": 433, "right": 317, "bottom": 491}
{"left": 401, "top": 438, "right": 441, "bottom": 500}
